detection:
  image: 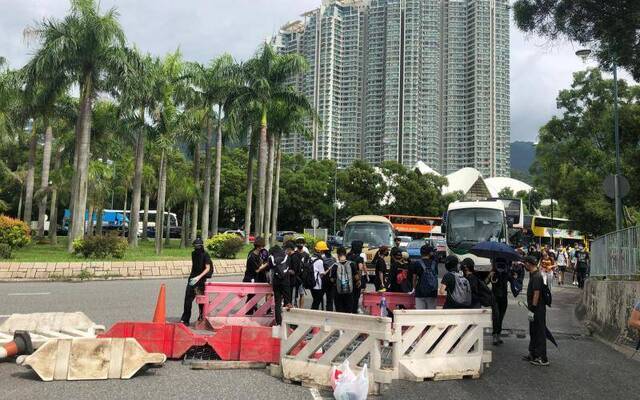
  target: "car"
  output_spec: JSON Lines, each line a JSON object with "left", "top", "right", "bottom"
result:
{"left": 396, "top": 235, "right": 413, "bottom": 248}
{"left": 432, "top": 237, "right": 447, "bottom": 262}
{"left": 327, "top": 235, "right": 343, "bottom": 248}
{"left": 276, "top": 231, "right": 297, "bottom": 242}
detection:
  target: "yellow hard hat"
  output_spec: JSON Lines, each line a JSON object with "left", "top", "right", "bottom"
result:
{"left": 315, "top": 240, "right": 329, "bottom": 252}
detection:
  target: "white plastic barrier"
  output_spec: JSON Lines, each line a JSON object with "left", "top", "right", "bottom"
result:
{"left": 391, "top": 309, "right": 492, "bottom": 381}
{"left": 280, "top": 308, "right": 395, "bottom": 394}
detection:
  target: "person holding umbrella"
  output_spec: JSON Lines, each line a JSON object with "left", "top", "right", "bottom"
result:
{"left": 487, "top": 258, "right": 509, "bottom": 345}
{"left": 523, "top": 255, "right": 549, "bottom": 366}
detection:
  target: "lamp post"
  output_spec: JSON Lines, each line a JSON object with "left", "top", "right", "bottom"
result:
{"left": 576, "top": 49, "right": 622, "bottom": 230}
{"left": 333, "top": 164, "right": 339, "bottom": 235}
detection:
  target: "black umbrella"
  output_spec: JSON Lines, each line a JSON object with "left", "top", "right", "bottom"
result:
{"left": 469, "top": 241, "right": 522, "bottom": 262}
{"left": 518, "top": 301, "right": 558, "bottom": 348}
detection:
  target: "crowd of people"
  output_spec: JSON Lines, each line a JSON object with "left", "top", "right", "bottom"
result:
{"left": 526, "top": 242, "right": 591, "bottom": 289}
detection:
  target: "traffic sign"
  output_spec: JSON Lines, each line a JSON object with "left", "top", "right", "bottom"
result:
{"left": 603, "top": 174, "right": 630, "bottom": 199}
{"left": 311, "top": 217, "right": 319, "bottom": 229}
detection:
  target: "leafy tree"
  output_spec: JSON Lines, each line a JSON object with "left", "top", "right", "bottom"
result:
{"left": 498, "top": 187, "right": 515, "bottom": 199}
{"left": 531, "top": 69, "right": 640, "bottom": 235}
{"left": 513, "top": 0, "right": 640, "bottom": 80}
{"left": 337, "top": 160, "right": 386, "bottom": 223}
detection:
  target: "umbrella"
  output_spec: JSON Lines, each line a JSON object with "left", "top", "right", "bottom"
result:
{"left": 469, "top": 241, "right": 522, "bottom": 262}
{"left": 517, "top": 301, "right": 558, "bottom": 348}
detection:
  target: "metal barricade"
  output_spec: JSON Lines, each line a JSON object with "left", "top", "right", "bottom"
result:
{"left": 280, "top": 308, "right": 395, "bottom": 394}
{"left": 590, "top": 226, "right": 640, "bottom": 278}
{"left": 391, "top": 309, "right": 492, "bottom": 381}
{"left": 195, "top": 282, "right": 275, "bottom": 330}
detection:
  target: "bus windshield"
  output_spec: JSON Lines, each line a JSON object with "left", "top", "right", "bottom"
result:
{"left": 343, "top": 222, "right": 394, "bottom": 248}
{"left": 446, "top": 208, "right": 506, "bottom": 250}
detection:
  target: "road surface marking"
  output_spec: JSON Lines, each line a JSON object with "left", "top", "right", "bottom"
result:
{"left": 7, "top": 292, "right": 50, "bottom": 296}
{"left": 0, "top": 314, "right": 10, "bottom": 318}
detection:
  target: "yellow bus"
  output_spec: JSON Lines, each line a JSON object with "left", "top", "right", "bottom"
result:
{"left": 529, "top": 216, "right": 587, "bottom": 248}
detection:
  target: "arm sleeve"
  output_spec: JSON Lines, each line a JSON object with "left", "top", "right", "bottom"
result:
{"left": 313, "top": 260, "right": 324, "bottom": 276}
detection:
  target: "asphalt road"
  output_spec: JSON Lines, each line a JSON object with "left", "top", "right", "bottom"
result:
{"left": 1, "top": 277, "right": 639, "bottom": 400}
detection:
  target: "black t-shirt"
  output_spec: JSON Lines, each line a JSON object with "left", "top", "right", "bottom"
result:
{"left": 190, "top": 250, "right": 212, "bottom": 284}
{"left": 289, "top": 251, "right": 308, "bottom": 283}
{"left": 409, "top": 258, "right": 438, "bottom": 297}
{"left": 441, "top": 272, "right": 457, "bottom": 308}
{"left": 374, "top": 256, "right": 388, "bottom": 291}
{"left": 490, "top": 271, "right": 509, "bottom": 298}
{"left": 389, "top": 259, "right": 411, "bottom": 293}
{"left": 466, "top": 273, "right": 481, "bottom": 305}
{"left": 243, "top": 251, "right": 267, "bottom": 283}
{"left": 527, "top": 270, "right": 544, "bottom": 309}
{"left": 575, "top": 250, "right": 590, "bottom": 269}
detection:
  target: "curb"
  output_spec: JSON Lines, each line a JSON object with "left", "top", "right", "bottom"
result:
{"left": 0, "top": 272, "right": 244, "bottom": 283}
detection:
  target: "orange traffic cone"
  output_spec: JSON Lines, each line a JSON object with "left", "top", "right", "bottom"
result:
{"left": 0, "top": 331, "right": 33, "bottom": 360}
{"left": 152, "top": 284, "right": 166, "bottom": 323}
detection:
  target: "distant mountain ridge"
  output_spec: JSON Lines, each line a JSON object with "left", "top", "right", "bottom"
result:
{"left": 510, "top": 141, "right": 535, "bottom": 173}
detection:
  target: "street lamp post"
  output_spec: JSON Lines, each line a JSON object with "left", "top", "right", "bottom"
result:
{"left": 576, "top": 49, "right": 623, "bottom": 230}
{"left": 333, "top": 165, "right": 338, "bottom": 235}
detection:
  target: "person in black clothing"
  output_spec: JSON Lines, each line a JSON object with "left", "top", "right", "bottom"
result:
{"left": 487, "top": 258, "right": 509, "bottom": 345}
{"left": 574, "top": 244, "right": 590, "bottom": 289}
{"left": 180, "top": 238, "right": 212, "bottom": 326}
{"left": 330, "top": 247, "right": 360, "bottom": 313}
{"left": 391, "top": 237, "right": 402, "bottom": 256}
{"left": 388, "top": 248, "right": 410, "bottom": 293}
{"left": 439, "top": 255, "right": 462, "bottom": 309}
{"left": 373, "top": 246, "right": 390, "bottom": 292}
{"left": 347, "top": 240, "right": 366, "bottom": 314}
{"left": 523, "top": 255, "right": 549, "bottom": 366}
{"left": 291, "top": 238, "right": 310, "bottom": 308}
{"left": 271, "top": 242, "right": 296, "bottom": 325}
{"left": 243, "top": 237, "right": 268, "bottom": 314}
{"left": 461, "top": 258, "right": 482, "bottom": 309}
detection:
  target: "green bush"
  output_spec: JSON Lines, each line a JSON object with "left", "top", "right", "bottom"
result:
{"left": 0, "top": 215, "right": 31, "bottom": 249}
{"left": 72, "top": 235, "right": 128, "bottom": 259}
{"left": 283, "top": 232, "right": 320, "bottom": 253}
{"left": 0, "top": 243, "right": 12, "bottom": 259}
{"left": 205, "top": 233, "right": 245, "bottom": 259}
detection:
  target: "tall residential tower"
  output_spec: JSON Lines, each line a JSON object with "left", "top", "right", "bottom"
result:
{"left": 271, "top": 0, "right": 510, "bottom": 177}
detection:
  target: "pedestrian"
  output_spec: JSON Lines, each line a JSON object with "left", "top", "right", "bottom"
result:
{"left": 628, "top": 300, "right": 640, "bottom": 331}
{"left": 556, "top": 246, "right": 569, "bottom": 286}
{"left": 270, "top": 242, "right": 295, "bottom": 325}
{"left": 410, "top": 245, "right": 439, "bottom": 309}
{"left": 180, "top": 237, "right": 212, "bottom": 326}
{"left": 315, "top": 240, "right": 336, "bottom": 311}
{"left": 540, "top": 250, "right": 556, "bottom": 288}
{"left": 373, "top": 246, "right": 390, "bottom": 292}
{"left": 460, "top": 258, "right": 482, "bottom": 309}
{"left": 310, "top": 246, "right": 327, "bottom": 310}
{"left": 392, "top": 237, "right": 402, "bottom": 255}
{"left": 243, "top": 237, "right": 269, "bottom": 314}
{"left": 290, "top": 237, "right": 311, "bottom": 308}
{"left": 330, "top": 247, "right": 360, "bottom": 313}
{"left": 389, "top": 248, "right": 411, "bottom": 293}
{"left": 574, "top": 244, "right": 590, "bottom": 289}
{"left": 486, "top": 258, "right": 509, "bottom": 344}
{"left": 523, "top": 255, "right": 549, "bottom": 366}
{"left": 347, "top": 240, "right": 367, "bottom": 313}
{"left": 439, "top": 255, "right": 472, "bottom": 309}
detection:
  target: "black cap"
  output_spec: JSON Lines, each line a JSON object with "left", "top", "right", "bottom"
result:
{"left": 192, "top": 237, "right": 204, "bottom": 248}
{"left": 283, "top": 241, "right": 296, "bottom": 251}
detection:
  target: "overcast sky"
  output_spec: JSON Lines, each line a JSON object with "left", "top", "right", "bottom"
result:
{"left": 0, "top": 0, "right": 634, "bottom": 142}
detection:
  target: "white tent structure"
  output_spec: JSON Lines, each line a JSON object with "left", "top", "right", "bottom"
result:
{"left": 484, "top": 177, "right": 532, "bottom": 196}
{"left": 442, "top": 167, "right": 496, "bottom": 200}
{"left": 413, "top": 161, "right": 441, "bottom": 176}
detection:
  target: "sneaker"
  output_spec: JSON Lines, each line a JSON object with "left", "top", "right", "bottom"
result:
{"left": 521, "top": 354, "right": 534, "bottom": 362}
{"left": 530, "top": 358, "right": 550, "bottom": 366}
{"left": 493, "top": 334, "right": 500, "bottom": 345}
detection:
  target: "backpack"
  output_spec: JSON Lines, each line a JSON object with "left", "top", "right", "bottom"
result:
{"left": 336, "top": 260, "right": 354, "bottom": 294}
{"left": 450, "top": 273, "right": 472, "bottom": 306}
{"left": 270, "top": 251, "right": 290, "bottom": 285}
{"left": 300, "top": 254, "right": 316, "bottom": 289}
{"left": 416, "top": 260, "right": 438, "bottom": 298}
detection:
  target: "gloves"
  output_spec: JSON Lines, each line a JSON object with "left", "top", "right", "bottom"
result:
{"left": 527, "top": 311, "right": 535, "bottom": 322}
{"left": 408, "top": 289, "right": 415, "bottom": 296}
{"left": 189, "top": 277, "right": 200, "bottom": 286}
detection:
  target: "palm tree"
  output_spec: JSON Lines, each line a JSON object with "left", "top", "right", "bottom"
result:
{"left": 25, "top": 0, "right": 128, "bottom": 251}
{"left": 229, "top": 44, "right": 310, "bottom": 239}
{"left": 185, "top": 55, "right": 238, "bottom": 238}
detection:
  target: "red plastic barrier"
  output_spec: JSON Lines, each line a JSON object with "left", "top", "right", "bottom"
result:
{"left": 196, "top": 282, "right": 275, "bottom": 330}
{"left": 238, "top": 326, "right": 280, "bottom": 364}
{"left": 362, "top": 291, "right": 446, "bottom": 315}
{"left": 205, "top": 325, "right": 242, "bottom": 360}
{"left": 99, "top": 321, "right": 210, "bottom": 359}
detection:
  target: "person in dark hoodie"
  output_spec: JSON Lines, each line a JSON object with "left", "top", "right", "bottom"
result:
{"left": 180, "top": 238, "right": 212, "bottom": 326}
{"left": 347, "top": 240, "right": 367, "bottom": 313}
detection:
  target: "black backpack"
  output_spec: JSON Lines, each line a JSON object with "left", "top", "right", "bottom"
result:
{"left": 299, "top": 253, "right": 316, "bottom": 289}
{"left": 270, "top": 250, "right": 290, "bottom": 285}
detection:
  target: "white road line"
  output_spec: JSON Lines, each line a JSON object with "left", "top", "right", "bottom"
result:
{"left": 0, "top": 314, "right": 10, "bottom": 317}
{"left": 309, "top": 388, "right": 326, "bottom": 400}
{"left": 7, "top": 292, "right": 51, "bottom": 296}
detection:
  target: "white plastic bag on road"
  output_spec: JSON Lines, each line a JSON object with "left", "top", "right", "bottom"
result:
{"left": 331, "top": 360, "right": 369, "bottom": 400}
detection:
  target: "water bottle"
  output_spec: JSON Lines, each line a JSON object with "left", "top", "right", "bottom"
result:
{"left": 380, "top": 294, "right": 387, "bottom": 317}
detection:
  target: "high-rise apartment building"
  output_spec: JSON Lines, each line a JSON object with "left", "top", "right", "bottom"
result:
{"left": 271, "top": 0, "right": 510, "bottom": 177}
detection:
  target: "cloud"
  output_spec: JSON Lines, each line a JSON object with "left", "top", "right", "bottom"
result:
{"left": 1, "top": 0, "right": 635, "bottom": 143}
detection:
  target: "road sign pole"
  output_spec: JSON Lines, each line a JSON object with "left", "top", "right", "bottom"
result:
{"left": 613, "top": 62, "right": 622, "bottom": 230}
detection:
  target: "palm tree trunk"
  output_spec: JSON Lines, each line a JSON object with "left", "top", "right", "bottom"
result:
{"left": 68, "top": 73, "right": 94, "bottom": 252}
{"left": 23, "top": 123, "right": 37, "bottom": 224}
{"left": 87, "top": 205, "right": 94, "bottom": 236}
{"left": 37, "top": 124, "right": 53, "bottom": 238}
{"left": 191, "top": 143, "right": 200, "bottom": 240}
{"left": 128, "top": 124, "right": 145, "bottom": 247}
{"left": 244, "top": 127, "right": 254, "bottom": 244}
{"left": 200, "top": 119, "right": 213, "bottom": 239}
{"left": 263, "top": 132, "right": 275, "bottom": 240}
{"left": 48, "top": 148, "right": 62, "bottom": 245}
{"left": 142, "top": 193, "right": 150, "bottom": 240}
{"left": 155, "top": 150, "right": 167, "bottom": 255}
{"left": 180, "top": 203, "right": 188, "bottom": 248}
{"left": 256, "top": 111, "right": 268, "bottom": 238}
{"left": 122, "top": 190, "right": 128, "bottom": 237}
{"left": 165, "top": 206, "right": 171, "bottom": 247}
{"left": 17, "top": 188, "right": 23, "bottom": 221}
{"left": 96, "top": 209, "right": 103, "bottom": 236}
{"left": 211, "top": 108, "right": 223, "bottom": 236}
{"left": 270, "top": 133, "right": 282, "bottom": 246}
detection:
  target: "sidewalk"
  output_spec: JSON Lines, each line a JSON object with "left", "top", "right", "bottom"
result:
{"left": 0, "top": 259, "right": 246, "bottom": 281}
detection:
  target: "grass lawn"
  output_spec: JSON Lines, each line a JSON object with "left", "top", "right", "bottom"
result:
{"left": 9, "top": 238, "right": 253, "bottom": 262}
